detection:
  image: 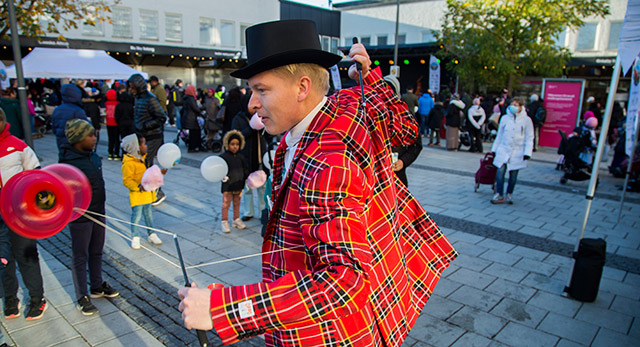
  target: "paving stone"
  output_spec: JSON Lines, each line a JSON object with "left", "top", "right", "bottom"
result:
{"left": 494, "top": 322, "right": 559, "bottom": 347}
{"left": 555, "top": 339, "right": 586, "bottom": 347}
{"left": 520, "top": 273, "right": 566, "bottom": 294}
{"left": 476, "top": 239, "right": 516, "bottom": 252}
{"left": 447, "top": 268, "right": 497, "bottom": 290}
{"left": 538, "top": 312, "right": 599, "bottom": 345}
{"left": 599, "top": 278, "right": 640, "bottom": 300}
{"left": 74, "top": 311, "right": 142, "bottom": 345}
{"left": 490, "top": 298, "right": 548, "bottom": 328}
{"left": 410, "top": 314, "right": 466, "bottom": 346}
{"left": 589, "top": 290, "right": 615, "bottom": 310}
{"left": 517, "top": 226, "right": 552, "bottom": 239}
{"left": 450, "top": 332, "right": 492, "bottom": 347}
{"left": 508, "top": 246, "right": 549, "bottom": 261}
{"left": 95, "top": 328, "right": 164, "bottom": 346}
{"left": 432, "top": 278, "right": 463, "bottom": 298}
{"left": 623, "top": 272, "right": 640, "bottom": 286}
{"left": 446, "top": 306, "right": 508, "bottom": 338}
{"left": 9, "top": 317, "right": 80, "bottom": 346}
{"left": 575, "top": 304, "right": 633, "bottom": 334}
{"left": 526, "top": 291, "right": 582, "bottom": 317}
{"left": 485, "top": 278, "right": 537, "bottom": 303}
{"left": 514, "top": 258, "right": 558, "bottom": 277}
{"left": 422, "top": 294, "right": 464, "bottom": 320}
{"left": 482, "top": 263, "right": 529, "bottom": 283}
{"left": 630, "top": 318, "right": 640, "bottom": 339}
{"left": 591, "top": 327, "right": 640, "bottom": 347}
{"left": 449, "top": 285, "right": 502, "bottom": 312}
{"left": 451, "top": 254, "right": 492, "bottom": 272}
{"left": 49, "top": 337, "right": 90, "bottom": 346}
{"left": 479, "top": 249, "right": 522, "bottom": 266}
{"left": 451, "top": 241, "right": 489, "bottom": 257}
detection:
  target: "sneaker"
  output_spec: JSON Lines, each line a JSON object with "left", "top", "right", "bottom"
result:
{"left": 151, "top": 190, "right": 166, "bottom": 206}
{"left": 25, "top": 297, "right": 47, "bottom": 321}
{"left": 490, "top": 194, "right": 505, "bottom": 204}
{"left": 77, "top": 296, "right": 98, "bottom": 316}
{"left": 113, "top": 155, "right": 121, "bottom": 161}
{"left": 90, "top": 281, "right": 120, "bottom": 299}
{"left": 221, "top": 220, "right": 231, "bottom": 233}
{"left": 232, "top": 218, "right": 246, "bottom": 229}
{"left": 241, "top": 216, "right": 253, "bottom": 222}
{"left": 4, "top": 296, "right": 20, "bottom": 319}
{"left": 108, "top": 154, "right": 113, "bottom": 161}
{"left": 148, "top": 233, "right": 163, "bottom": 245}
{"left": 131, "top": 236, "right": 141, "bottom": 250}
{"left": 506, "top": 194, "right": 514, "bottom": 204}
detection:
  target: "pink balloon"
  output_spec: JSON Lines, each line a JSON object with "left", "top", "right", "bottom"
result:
{"left": 141, "top": 165, "right": 164, "bottom": 191}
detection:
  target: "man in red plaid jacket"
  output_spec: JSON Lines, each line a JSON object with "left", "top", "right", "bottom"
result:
{"left": 179, "top": 20, "right": 457, "bottom": 346}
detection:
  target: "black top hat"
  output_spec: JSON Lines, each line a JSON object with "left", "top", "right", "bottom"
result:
{"left": 230, "top": 20, "right": 343, "bottom": 79}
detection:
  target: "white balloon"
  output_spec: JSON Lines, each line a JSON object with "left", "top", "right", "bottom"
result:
{"left": 157, "top": 143, "right": 182, "bottom": 169}
{"left": 262, "top": 149, "right": 277, "bottom": 170}
{"left": 200, "top": 156, "right": 228, "bottom": 182}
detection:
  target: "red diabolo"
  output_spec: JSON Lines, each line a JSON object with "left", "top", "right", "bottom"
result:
{"left": 0, "top": 163, "right": 92, "bottom": 239}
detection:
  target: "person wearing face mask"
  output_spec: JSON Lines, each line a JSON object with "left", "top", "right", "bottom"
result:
{"left": 490, "top": 97, "right": 534, "bottom": 204}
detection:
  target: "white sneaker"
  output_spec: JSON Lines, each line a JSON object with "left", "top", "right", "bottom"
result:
{"left": 221, "top": 220, "right": 231, "bottom": 233}
{"left": 131, "top": 237, "right": 141, "bottom": 250}
{"left": 506, "top": 194, "right": 514, "bottom": 204}
{"left": 148, "top": 233, "right": 163, "bottom": 245}
{"left": 232, "top": 218, "right": 246, "bottom": 229}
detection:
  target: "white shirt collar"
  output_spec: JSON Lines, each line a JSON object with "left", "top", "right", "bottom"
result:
{"left": 284, "top": 97, "right": 327, "bottom": 149}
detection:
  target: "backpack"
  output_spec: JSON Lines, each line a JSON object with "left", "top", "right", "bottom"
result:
{"left": 534, "top": 106, "right": 546, "bottom": 125}
{"left": 172, "top": 88, "right": 184, "bottom": 106}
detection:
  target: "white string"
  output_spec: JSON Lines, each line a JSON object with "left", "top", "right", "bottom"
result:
{"left": 76, "top": 208, "right": 304, "bottom": 270}
{"left": 78, "top": 209, "right": 174, "bottom": 236}
{"left": 82, "top": 212, "right": 181, "bottom": 269}
{"left": 185, "top": 245, "right": 305, "bottom": 270}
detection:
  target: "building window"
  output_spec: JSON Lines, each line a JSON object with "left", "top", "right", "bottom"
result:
{"left": 576, "top": 23, "right": 597, "bottom": 51}
{"left": 552, "top": 28, "right": 566, "bottom": 47}
{"left": 220, "top": 21, "right": 235, "bottom": 46}
{"left": 345, "top": 37, "right": 353, "bottom": 46}
{"left": 83, "top": 20, "right": 104, "bottom": 37}
{"left": 377, "top": 35, "right": 387, "bottom": 46}
{"left": 608, "top": 21, "right": 623, "bottom": 50}
{"left": 331, "top": 38, "right": 339, "bottom": 54}
{"left": 139, "top": 10, "right": 158, "bottom": 40}
{"left": 397, "top": 34, "right": 406, "bottom": 44}
{"left": 422, "top": 31, "right": 435, "bottom": 43}
{"left": 112, "top": 7, "right": 132, "bottom": 38}
{"left": 200, "top": 17, "right": 216, "bottom": 45}
{"left": 360, "top": 36, "right": 371, "bottom": 46}
{"left": 165, "top": 13, "right": 182, "bottom": 42}
{"left": 240, "top": 24, "right": 249, "bottom": 46}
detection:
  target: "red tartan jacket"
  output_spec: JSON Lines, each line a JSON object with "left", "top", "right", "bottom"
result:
{"left": 210, "top": 67, "right": 457, "bottom": 346}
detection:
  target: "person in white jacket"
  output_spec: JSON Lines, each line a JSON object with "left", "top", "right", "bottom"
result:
{"left": 490, "top": 97, "right": 534, "bottom": 204}
{"left": 467, "top": 98, "right": 486, "bottom": 153}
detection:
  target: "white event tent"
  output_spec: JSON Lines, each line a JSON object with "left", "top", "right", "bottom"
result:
{"left": 6, "top": 47, "right": 147, "bottom": 80}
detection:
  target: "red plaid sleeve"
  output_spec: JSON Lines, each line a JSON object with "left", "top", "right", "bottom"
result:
{"left": 210, "top": 159, "right": 372, "bottom": 345}
{"left": 362, "top": 67, "right": 418, "bottom": 148}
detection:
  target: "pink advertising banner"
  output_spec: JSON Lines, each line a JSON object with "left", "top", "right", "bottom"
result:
{"left": 539, "top": 79, "right": 585, "bottom": 148}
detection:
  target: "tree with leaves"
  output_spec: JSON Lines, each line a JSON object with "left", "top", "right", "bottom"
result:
{"left": 438, "top": 0, "right": 610, "bottom": 94}
{"left": 0, "top": 0, "right": 118, "bottom": 40}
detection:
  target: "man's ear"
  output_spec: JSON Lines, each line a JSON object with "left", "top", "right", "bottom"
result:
{"left": 297, "top": 75, "right": 312, "bottom": 103}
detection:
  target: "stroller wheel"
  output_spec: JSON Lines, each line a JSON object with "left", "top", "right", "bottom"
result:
{"left": 560, "top": 177, "right": 567, "bottom": 184}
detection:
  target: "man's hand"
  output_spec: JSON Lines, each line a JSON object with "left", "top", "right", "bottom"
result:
{"left": 348, "top": 43, "right": 371, "bottom": 81}
{"left": 392, "top": 159, "right": 404, "bottom": 172}
{"left": 178, "top": 283, "right": 214, "bottom": 331}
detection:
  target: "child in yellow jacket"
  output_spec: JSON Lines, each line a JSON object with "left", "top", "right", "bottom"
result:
{"left": 121, "top": 134, "right": 163, "bottom": 249}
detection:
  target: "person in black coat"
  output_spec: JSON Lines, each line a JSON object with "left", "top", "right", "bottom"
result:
{"left": 428, "top": 101, "right": 445, "bottom": 146}
{"left": 59, "top": 119, "right": 119, "bottom": 315}
{"left": 115, "top": 87, "right": 135, "bottom": 138}
{"left": 84, "top": 93, "right": 102, "bottom": 152}
{"left": 221, "top": 87, "right": 243, "bottom": 134}
{"left": 182, "top": 85, "right": 203, "bottom": 152}
{"left": 231, "top": 92, "right": 269, "bottom": 220}
{"left": 219, "top": 130, "right": 250, "bottom": 233}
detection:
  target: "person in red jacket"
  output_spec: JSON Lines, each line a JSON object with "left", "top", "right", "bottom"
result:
{"left": 105, "top": 89, "right": 120, "bottom": 160}
{"left": 179, "top": 20, "right": 456, "bottom": 347}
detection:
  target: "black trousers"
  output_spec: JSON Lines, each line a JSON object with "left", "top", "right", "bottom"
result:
{"left": 188, "top": 128, "right": 201, "bottom": 151}
{"left": 469, "top": 126, "right": 483, "bottom": 152}
{"left": 145, "top": 136, "right": 164, "bottom": 168}
{"left": 107, "top": 126, "right": 120, "bottom": 156}
{"left": 1, "top": 222, "right": 44, "bottom": 300}
{"left": 69, "top": 218, "right": 105, "bottom": 300}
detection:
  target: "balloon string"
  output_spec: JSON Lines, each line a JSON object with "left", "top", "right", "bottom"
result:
{"left": 82, "top": 212, "right": 181, "bottom": 269}
{"left": 76, "top": 208, "right": 305, "bottom": 270}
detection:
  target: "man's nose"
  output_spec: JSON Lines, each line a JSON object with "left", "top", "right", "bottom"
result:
{"left": 248, "top": 93, "right": 260, "bottom": 111}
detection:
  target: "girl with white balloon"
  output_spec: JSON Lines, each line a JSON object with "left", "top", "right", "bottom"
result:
{"left": 216, "top": 130, "right": 250, "bottom": 233}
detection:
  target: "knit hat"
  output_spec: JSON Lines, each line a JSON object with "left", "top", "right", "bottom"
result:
{"left": 222, "top": 130, "right": 245, "bottom": 151}
{"left": 65, "top": 119, "right": 95, "bottom": 145}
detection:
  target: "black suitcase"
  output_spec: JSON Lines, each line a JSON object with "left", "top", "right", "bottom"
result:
{"left": 564, "top": 238, "right": 606, "bottom": 302}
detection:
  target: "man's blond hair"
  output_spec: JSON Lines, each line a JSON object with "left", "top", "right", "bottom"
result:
{"left": 271, "top": 63, "right": 330, "bottom": 95}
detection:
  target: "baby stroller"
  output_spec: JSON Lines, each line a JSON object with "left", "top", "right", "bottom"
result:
{"left": 458, "top": 129, "right": 471, "bottom": 150}
{"left": 202, "top": 117, "right": 223, "bottom": 152}
{"left": 474, "top": 152, "right": 497, "bottom": 192}
{"left": 173, "top": 128, "right": 189, "bottom": 146}
{"left": 558, "top": 129, "right": 593, "bottom": 184}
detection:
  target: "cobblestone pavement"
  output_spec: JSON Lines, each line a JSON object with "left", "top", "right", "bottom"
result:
{"left": 1, "top": 129, "right": 639, "bottom": 346}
